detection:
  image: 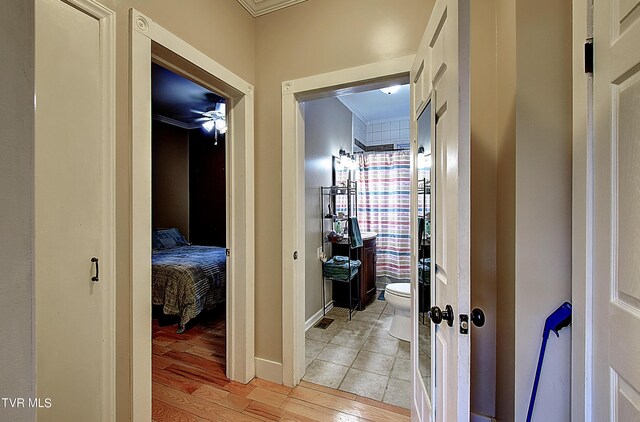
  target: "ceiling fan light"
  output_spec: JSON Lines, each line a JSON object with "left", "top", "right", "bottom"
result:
{"left": 214, "top": 102, "right": 226, "bottom": 115}
{"left": 202, "top": 120, "right": 215, "bottom": 132}
{"left": 215, "top": 119, "right": 227, "bottom": 132}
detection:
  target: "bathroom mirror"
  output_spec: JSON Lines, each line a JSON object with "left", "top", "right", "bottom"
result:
{"left": 417, "top": 100, "right": 432, "bottom": 397}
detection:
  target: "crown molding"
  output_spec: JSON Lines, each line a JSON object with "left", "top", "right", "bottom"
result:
{"left": 337, "top": 96, "right": 369, "bottom": 124}
{"left": 152, "top": 114, "right": 202, "bottom": 130}
{"left": 236, "top": 0, "right": 307, "bottom": 17}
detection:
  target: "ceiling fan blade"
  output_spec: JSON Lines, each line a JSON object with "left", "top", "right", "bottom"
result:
{"left": 190, "top": 109, "right": 207, "bottom": 115}
{"left": 194, "top": 117, "right": 210, "bottom": 122}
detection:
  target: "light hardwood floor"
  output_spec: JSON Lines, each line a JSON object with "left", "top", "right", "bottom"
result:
{"left": 152, "top": 310, "right": 410, "bottom": 421}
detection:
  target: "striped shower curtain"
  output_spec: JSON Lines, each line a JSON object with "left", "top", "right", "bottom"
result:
{"left": 337, "top": 151, "right": 411, "bottom": 280}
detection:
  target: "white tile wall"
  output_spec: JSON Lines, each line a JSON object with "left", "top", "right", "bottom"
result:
{"left": 364, "top": 118, "right": 411, "bottom": 148}
{"left": 353, "top": 116, "right": 366, "bottom": 141}
{"left": 351, "top": 113, "right": 411, "bottom": 150}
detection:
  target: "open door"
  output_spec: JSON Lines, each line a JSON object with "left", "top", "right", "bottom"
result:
{"left": 410, "top": 0, "right": 470, "bottom": 421}
{"left": 590, "top": 0, "right": 640, "bottom": 419}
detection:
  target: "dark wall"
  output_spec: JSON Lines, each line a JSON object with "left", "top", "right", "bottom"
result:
{"left": 152, "top": 121, "right": 190, "bottom": 239}
{"left": 189, "top": 129, "right": 226, "bottom": 247}
{"left": 152, "top": 121, "right": 226, "bottom": 247}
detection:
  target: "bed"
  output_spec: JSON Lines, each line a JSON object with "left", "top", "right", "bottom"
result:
{"left": 152, "top": 228, "right": 226, "bottom": 333}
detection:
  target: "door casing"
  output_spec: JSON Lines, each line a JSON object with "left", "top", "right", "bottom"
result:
{"left": 280, "top": 56, "right": 415, "bottom": 387}
{"left": 571, "top": 0, "right": 593, "bottom": 420}
{"left": 130, "top": 10, "right": 255, "bottom": 422}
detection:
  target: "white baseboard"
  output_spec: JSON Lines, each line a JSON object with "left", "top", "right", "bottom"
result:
{"left": 304, "top": 302, "right": 334, "bottom": 332}
{"left": 470, "top": 412, "right": 495, "bottom": 422}
{"left": 254, "top": 357, "right": 283, "bottom": 384}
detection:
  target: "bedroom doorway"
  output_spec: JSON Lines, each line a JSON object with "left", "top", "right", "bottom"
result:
{"left": 150, "top": 62, "right": 229, "bottom": 389}
{"left": 131, "top": 10, "right": 255, "bottom": 421}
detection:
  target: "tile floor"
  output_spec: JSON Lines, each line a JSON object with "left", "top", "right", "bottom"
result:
{"left": 303, "top": 298, "right": 432, "bottom": 409}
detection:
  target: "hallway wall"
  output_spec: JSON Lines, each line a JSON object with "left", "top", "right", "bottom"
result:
{"left": 495, "top": 0, "right": 573, "bottom": 420}
{"left": 470, "top": 0, "right": 498, "bottom": 417}
{"left": 0, "top": 1, "right": 35, "bottom": 421}
{"left": 94, "top": 1, "right": 255, "bottom": 419}
{"left": 254, "top": 0, "right": 434, "bottom": 365}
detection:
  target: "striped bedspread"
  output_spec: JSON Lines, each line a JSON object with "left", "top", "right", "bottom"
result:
{"left": 152, "top": 245, "right": 226, "bottom": 332}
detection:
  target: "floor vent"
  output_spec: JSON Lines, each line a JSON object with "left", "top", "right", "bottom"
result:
{"left": 314, "top": 318, "right": 334, "bottom": 330}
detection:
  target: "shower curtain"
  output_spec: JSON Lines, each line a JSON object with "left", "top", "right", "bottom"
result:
{"left": 337, "top": 151, "right": 411, "bottom": 280}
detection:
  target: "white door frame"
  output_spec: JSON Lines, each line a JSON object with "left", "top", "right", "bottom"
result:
{"left": 130, "top": 10, "right": 255, "bottom": 421}
{"left": 281, "top": 55, "right": 415, "bottom": 386}
{"left": 571, "top": 0, "right": 593, "bottom": 420}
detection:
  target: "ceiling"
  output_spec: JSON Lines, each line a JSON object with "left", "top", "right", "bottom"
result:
{"left": 338, "top": 84, "right": 410, "bottom": 123}
{"left": 236, "top": 0, "right": 308, "bottom": 17}
{"left": 152, "top": 63, "right": 224, "bottom": 129}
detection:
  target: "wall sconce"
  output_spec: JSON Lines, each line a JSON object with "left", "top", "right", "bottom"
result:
{"left": 339, "top": 149, "right": 357, "bottom": 170}
{"left": 418, "top": 146, "right": 427, "bottom": 170}
{"left": 417, "top": 146, "right": 432, "bottom": 170}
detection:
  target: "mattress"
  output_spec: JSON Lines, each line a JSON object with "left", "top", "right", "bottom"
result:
{"left": 152, "top": 245, "right": 226, "bottom": 332}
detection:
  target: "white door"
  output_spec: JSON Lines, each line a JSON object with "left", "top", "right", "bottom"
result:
{"left": 411, "top": 0, "right": 470, "bottom": 421}
{"left": 35, "top": 0, "right": 114, "bottom": 420}
{"left": 591, "top": 0, "right": 640, "bottom": 419}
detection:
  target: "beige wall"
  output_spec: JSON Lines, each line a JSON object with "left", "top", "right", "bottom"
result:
{"left": 303, "top": 98, "right": 353, "bottom": 321}
{"left": 0, "top": 1, "right": 35, "bottom": 421}
{"left": 152, "top": 121, "right": 190, "bottom": 239}
{"left": 254, "top": 0, "right": 433, "bottom": 363}
{"left": 8, "top": 1, "right": 573, "bottom": 419}
{"left": 470, "top": 0, "right": 498, "bottom": 417}
{"left": 513, "top": 0, "right": 572, "bottom": 420}
{"left": 92, "top": 1, "right": 254, "bottom": 420}
{"left": 495, "top": 0, "right": 572, "bottom": 420}
{"left": 496, "top": 0, "right": 517, "bottom": 418}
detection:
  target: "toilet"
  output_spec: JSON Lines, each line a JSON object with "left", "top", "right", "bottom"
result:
{"left": 384, "top": 282, "right": 411, "bottom": 341}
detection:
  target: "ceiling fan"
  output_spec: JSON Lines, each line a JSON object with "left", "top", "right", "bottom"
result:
{"left": 192, "top": 101, "right": 227, "bottom": 135}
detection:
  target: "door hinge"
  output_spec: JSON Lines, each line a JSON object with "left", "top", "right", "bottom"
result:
{"left": 584, "top": 38, "right": 593, "bottom": 74}
{"left": 226, "top": 248, "right": 230, "bottom": 257}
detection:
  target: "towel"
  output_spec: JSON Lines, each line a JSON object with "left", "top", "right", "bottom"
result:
{"left": 323, "top": 256, "right": 361, "bottom": 282}
{"left": 419, "top": 258, "right": 431, "bottom": 284}
{"left": 348, "top": 217, "right": 363, "bottom": 248}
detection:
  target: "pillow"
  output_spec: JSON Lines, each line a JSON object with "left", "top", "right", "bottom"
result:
{"left": 152, "top": 228, "right": 189, "bottom": 250}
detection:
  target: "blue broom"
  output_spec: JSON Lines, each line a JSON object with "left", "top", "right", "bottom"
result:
{"left": 526, "top": 302, "right": 572, "bottom": 422}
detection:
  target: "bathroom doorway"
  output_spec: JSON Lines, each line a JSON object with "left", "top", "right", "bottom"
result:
{"left": 283, "top": 59, "right": 417, "bottom": 411}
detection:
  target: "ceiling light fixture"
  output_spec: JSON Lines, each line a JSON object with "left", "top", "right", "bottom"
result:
{"left": 202, "top": 119, "right": 216, "bottom": 132}
{"left": 198, "top": 101, "right": 227, "bottom": 138}
{"left": 380, "top": 85, "right": 400, "bottom": 95}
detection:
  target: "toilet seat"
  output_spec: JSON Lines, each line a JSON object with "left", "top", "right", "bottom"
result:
{"left": 386, "top": 282, "right": 411, "bottom": 298}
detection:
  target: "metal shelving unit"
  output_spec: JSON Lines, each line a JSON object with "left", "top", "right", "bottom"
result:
{"left": 320, "top": 180, "right": 359, "bottom": 320}
{"left": 418, "top": 177, "right": 431, "bottom": 325}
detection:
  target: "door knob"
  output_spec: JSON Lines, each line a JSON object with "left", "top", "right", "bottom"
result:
{"left": 471, "top": 308, "right": 485, "bottom": 327}
{"left": 428, "top": 304, "right": 454, "bottom": 327}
